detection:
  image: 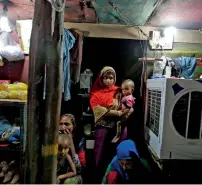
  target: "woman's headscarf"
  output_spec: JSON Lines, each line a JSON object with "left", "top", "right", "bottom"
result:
{"left": 90, "top": 66, "right": 120, "bottom": 123}
{"left": 110, "top": 140, "right": 139, "bottom": 181}
{"left": 90, "top": 66, "right": 117, "bottom": 94}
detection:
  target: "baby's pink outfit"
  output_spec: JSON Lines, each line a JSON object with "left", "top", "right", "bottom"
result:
{"left": 120, "top": 94, "right": 135, "bottom": 109}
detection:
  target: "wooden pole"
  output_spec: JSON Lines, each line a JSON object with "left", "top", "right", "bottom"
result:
{"left": 26, "top": 0, "right": 46, "bottom": 183}
{"left": 26, "top": 0, "right": 64, "bottom": 183}
{"left": 41, "top": 0, "right": 64, "bottom": 183}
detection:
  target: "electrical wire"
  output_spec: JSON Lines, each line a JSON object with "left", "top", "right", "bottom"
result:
{"left": 3, "top": 1, "right": 8, "bottom": 11}
{"left": 108, "top": 0, "right": 167, "bottom": 59}
{"left": 107, "top": 0, "right": 169, "bottom": 98}
{"left": 107, "top": 0, "right": 150, "bottom": 97}
{"left": 145, "top": 0, "right": 165, "bottom": 25}
{"left": 108, "top": 0, "right": 152, "bottom": 41}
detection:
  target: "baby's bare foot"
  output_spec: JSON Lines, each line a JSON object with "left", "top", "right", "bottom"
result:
{"left": 111, "top": 136, "right": 120, "bottom": 143}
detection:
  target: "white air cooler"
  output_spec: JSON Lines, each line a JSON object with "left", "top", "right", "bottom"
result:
{"left": 144, "top": 78, "right": 202, "bottom": 159}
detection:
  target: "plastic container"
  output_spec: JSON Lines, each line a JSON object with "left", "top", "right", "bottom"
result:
{"left": 153, "top": 56, "right": 167, "bottom": 78}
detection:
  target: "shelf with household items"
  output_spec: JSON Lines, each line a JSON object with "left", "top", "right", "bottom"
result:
{"left": 0, "top": 99, "right": 27, "bottom": 104}
{"left": 0, "top": 97, "right": 27, "bottom": 184}
{"left": 0, "top": 81, "right": 28, "bottom": 101}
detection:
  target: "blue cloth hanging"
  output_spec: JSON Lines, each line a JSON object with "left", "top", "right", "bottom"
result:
{"left": 179, "top": 57, "right": 196, "bottom": 79}
{"left": 43, "top": 29, "right": 75, "bottom": 100}
{"left": 63, "top": 29, "right": 75, "bottom": 101}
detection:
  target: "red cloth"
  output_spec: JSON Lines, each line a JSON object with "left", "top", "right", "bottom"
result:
{"left": 78, "top": 150, "right": 86, "bottom": 167}
{"left": 90, "top": 67, "right": 119, "bottom": 109}
{"left": 106, "top": 171, "right": 119, "bottom": 184}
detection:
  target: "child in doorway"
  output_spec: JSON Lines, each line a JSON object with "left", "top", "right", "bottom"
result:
{"left": 111, "top": 79, "right": 135, "bottom": 143}
{"left": 57, "top": 134, "right": 82, "bottom": 184}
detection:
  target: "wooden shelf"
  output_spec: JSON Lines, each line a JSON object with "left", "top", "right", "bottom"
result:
{"left": 0, "top": 99, "right": 27, "bottom": 104}
{"left": 0, "top": 146, "right": 22, "bottom": 152}
{"left": 78, "top": 94, "right": 89, "bottom": 98}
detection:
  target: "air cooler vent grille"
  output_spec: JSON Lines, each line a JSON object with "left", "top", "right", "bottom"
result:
{"left": 147, "top": 89, "right": 162, "bottom": 136}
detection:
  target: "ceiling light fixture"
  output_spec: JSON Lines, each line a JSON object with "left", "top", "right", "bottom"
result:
{"left": 0, "top": 16, "right": 11, "bottom": 32}
{"left": 164, "top": 26, "right": 176, "bottom": 37}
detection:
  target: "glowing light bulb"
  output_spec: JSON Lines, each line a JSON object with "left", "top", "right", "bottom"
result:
{"left": 164, "top": 26, "right": 176, "bottom": 37}
{"left": 0, "top": 16, "right": 11, "bottom": 32}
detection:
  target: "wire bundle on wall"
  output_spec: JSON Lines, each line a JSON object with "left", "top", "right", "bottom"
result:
{"left": 107, "top": 0, "right": 148, "bottom": 97}
{"left": 107, "top": 0, "right": 152, "bottom": 41}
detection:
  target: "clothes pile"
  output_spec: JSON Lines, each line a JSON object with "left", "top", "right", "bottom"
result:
{"left": 0, "top": 117, "right": 20, "bottom": 145}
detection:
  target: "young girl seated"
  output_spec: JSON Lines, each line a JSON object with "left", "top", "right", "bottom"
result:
{"left": 57, "top": 134, "right": 82, "bottom": 184}
{"left": 111, "top": 79, "right": 135, "bottom": 143}
{"left": 59, "top": 114, "right": 86, "bottom": 168}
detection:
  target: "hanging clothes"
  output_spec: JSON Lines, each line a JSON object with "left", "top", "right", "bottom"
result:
{"left": 178, "top": 57, "right": 196, "bottom": 79}
{"left": 165, "top": 57, "right": 175, "bottom": 77}
{"left": 69, "top": 29, "right": 84, "bottom": 84}
{"left": 63, "top": 29, "right": 75, "bottom": 101}
{"left": 171, "top": 58, "right": 181, "bottom": 77}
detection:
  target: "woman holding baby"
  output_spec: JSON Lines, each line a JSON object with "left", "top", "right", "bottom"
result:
{"left": 90, "top": 66, "right": 134, "bottom": 183}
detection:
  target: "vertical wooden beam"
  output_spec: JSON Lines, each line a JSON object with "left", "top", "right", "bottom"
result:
{"left": 26, "top": 0, "right": 64, "bottom": 183}
{"left": 26, "top": 0, "right": 46, "bottom": 183}
{"left": 41, "top": 0, "right": 64, "bottom": 183}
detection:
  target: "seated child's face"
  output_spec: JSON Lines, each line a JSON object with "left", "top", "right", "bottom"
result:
{"left": 58, "top": 137, "right": 70, "bottom": 159}
{"left": 121, "top": 83, "right": 134, "bottom": 96}
{"left": 119, "top": 159, "right": 133, "bottom": 171}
